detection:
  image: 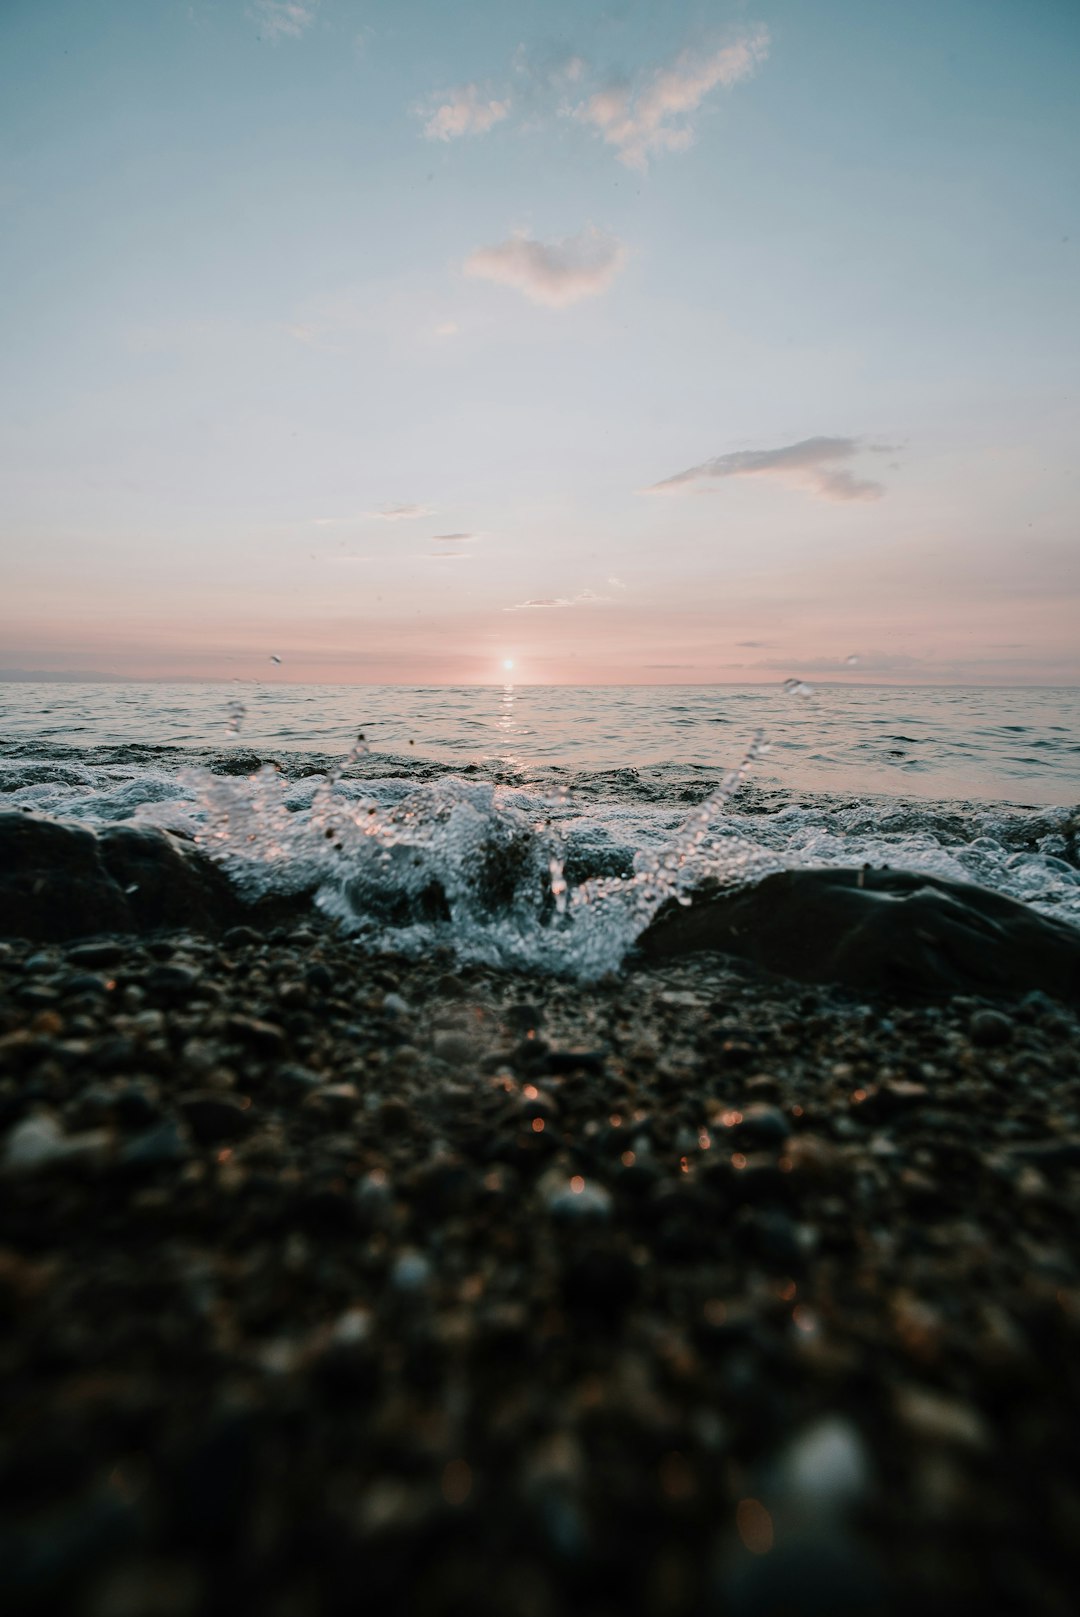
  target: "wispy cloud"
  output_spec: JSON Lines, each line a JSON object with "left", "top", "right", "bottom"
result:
{"left": 421, "top": 84, "right": 511, "bottom": 141}
{"left": 424, "top": 533, "right": 477, "bottom": 559}
{"left": 464, "top": 228, "right": 627, "bottom": 308}
{"left": 249, "top": 0, "right": 317, "bottom": 43}
{"left": 575, "top": 29, "right": 769, "bottom": 170}
{"left": 505, "top": 588, "right": 609, "bottom": 611}
{"left": 645, "top": 437, "right": 891, "bottom": 503}
{"left": 366, "top": 503, "right": 436, "bottom": 521}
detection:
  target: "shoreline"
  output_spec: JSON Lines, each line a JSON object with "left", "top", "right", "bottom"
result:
{"left": 2, "top": 920, "right": 1079, "bottom": 1615}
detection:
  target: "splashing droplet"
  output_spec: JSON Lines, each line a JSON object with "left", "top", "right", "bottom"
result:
{"left": 225, "top": 698, "right": 247, "bottom": 735}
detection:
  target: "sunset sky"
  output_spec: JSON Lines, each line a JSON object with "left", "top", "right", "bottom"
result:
{"left": 1, "top": 0, "right": 1077, "bottom": 684}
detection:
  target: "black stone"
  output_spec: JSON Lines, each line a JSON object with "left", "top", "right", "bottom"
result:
{"left": 640, "top": 867, "right": 1080, "bottom": 1004}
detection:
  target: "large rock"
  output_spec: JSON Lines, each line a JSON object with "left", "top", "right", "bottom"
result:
{"left": 96, "top": 823, "right": 240, "bottom": 934}
{"left": 638, "top": 866, "right": 1080, "bottom": 1003}
{"left": 0, "top": 813, "right": 133, "bottom": 941}
{"left": 0, "top": 813, "right": 299, "bottom": 942}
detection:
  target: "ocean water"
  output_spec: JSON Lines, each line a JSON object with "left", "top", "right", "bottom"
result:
{"left": 2, "top": 681, "right": 1078, "bottom": 976}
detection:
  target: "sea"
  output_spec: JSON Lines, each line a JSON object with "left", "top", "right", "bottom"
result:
{"left": 3, "top": 681, "right": 1078, "bottom": 978}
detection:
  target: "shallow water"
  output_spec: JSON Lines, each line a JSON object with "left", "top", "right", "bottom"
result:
{"left": 2, "top": 681, "right": 1077, "bottom": 977}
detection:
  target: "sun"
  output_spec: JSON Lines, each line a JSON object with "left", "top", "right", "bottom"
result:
{"left": 503, "top": 659, "right": 514, "bottom": 671}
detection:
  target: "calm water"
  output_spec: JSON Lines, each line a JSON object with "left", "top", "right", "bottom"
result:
{"left": 2, "top": 681, "right": 1078, "bottom": 804}
{"left": 3, "top": 681, "right": 1077, "bottom": 974}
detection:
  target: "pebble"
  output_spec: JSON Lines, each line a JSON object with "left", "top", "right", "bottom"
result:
{"left": 2, "top": 1113, "right": 110, "bottom": 1175}
{"left": 118, "top": 1118, "right": 190, "bottom": 1171}
{"left": 773, "top": 1416, "right": 871, "bottom": 1515}
{"left": 546, "top": 1178, "right": 613, "bottom": 1223}
{"left": 732, "top": 1103, "right": 791, "bottom": 1147}
{"left": 66, "top": 940, "right": 126, "bottom": 966}
{"left": 177, "top": 1091, "right": 253, "bottom": 1144}
{"left": 969, "top": 1008, "right": 1014, "bottom": 1047}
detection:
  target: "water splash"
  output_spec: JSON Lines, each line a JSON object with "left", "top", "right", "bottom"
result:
{"left": 190, "top": 729, "right": 776, "bottom": 978}
{"left": 225, "top": 697, "right": 247, "bottom": 735}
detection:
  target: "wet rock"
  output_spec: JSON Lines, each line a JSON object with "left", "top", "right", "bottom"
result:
{"left": 222, "top": 925, "right": 264, "bottom": 949}
{"left": 0, "top": 813, "right": 133, "bottom": 942}
{"left": 96, "top": 823, "right": 241, "bottom": 935}
{"left": 641, "top": 866, "right": 1080, "bottom": 1003}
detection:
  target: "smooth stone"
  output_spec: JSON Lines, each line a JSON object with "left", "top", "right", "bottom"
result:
{"left": 546, "top": 1179, "right": 613, "bottom": 1223}
{"left": 969, "top": 1008, "right": 1014, "bottom": 1047}
{"left": 118, "top": 1118, "right": 190, "bottom": 1171}
{"left": 2, "top": 1114, "right": 110, "bottom": 1175}
{"left": 732, "top": 1103, "right": 791, "bottom": 1147}
{"left": 639, "top": 867, "right": 1080, "bottom": 1003}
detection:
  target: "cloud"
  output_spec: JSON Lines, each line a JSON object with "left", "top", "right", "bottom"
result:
{"left": 366, "top": 503, "right": 435, "bottom": 521}
{"left": 249, "top": 0, "right": 317, "bottom": 42}
{"left": 644, "top": 437, "right": 890, "bottom": 503}
{"left": 505, "top": 588, "right": 609, "bottom": 611}
{"left": 432, "top": 532, "right": 477, "bottom": 542}
{"left": 575, "top": 29, "right": 769, "bottom": 169}
{"left": 464, "top": 228, "right": 627, "bottom": 308}
{"left": 421, "top": 85, "right": 511, "bottom": 141}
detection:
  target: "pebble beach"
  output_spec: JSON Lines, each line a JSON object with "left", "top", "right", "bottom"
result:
{"left": 3, "top": 914, "right": 1079, "bottom": 1616}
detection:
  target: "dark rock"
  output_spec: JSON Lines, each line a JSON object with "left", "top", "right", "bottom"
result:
{"left": 96, "top": 823, "right": 241, "bottom": 935}
{"left": 60, "top": 972, "right": 111, "bottom": 997}
{"left": 640, "top": 867, "right": 1080, "bottom": 1003}
{"left": 113, "top": 1082, "right": 160, "bottom": 1129}
{"left": 224, "top": 1015, "right": 286, "bottom": 1054}
{"left": 67, "top": 940, "right": 127, "bottom": 966}
{"left": 0, "top": 814, "right": 134, "bottom": 942}
{"left": 177, "top": 1091, "right": 253, "bottom": 1144}
{"left": 145, "top": 962, "right": 201, "bottom": 1000}
{"left": 738, "top": 1208, "right": 805, "bottom": 1269}
{"left": 969, "top": 1008, "right": 1014, "bottom": 1047}
{"left": 118, "top": 1118, "right": 190, "bottom": 1171}
{"left": 222, "top": 926, "right": 265, "bottom": 949}
{"left": 732, "top": 1104, "right": 791, "bottom": 1148}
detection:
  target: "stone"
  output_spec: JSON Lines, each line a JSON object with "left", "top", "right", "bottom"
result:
{"left": 176, "top": 1092, "right": 253, "bottom": 1144}
{"left": 640, "top": 867, "right": 1080, "bottom": 1004}
{"left": 546, "top": 1178, "right": 613, "bottom": 1223}
{"left": 118, "top": 1118, "right": 190, "bottom": 1172}
{"left": 2, "top": 1113, "right": 110, "bottom": 1175}
{"left": 969, "top": 1008, "right": 1014, "bottom": 1047}
{"left": 732, "top": 1104, "right": 791, "bottom": 1148}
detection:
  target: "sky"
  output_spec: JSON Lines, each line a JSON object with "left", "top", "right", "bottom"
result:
{"left": 1, "top": 0, "right": 1078, "bottom": 685}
